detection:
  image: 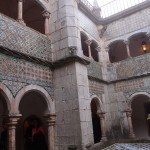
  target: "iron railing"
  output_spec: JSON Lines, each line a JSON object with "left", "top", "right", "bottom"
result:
{"left": 100, "top": 0, "right": 147, "bottom": 18}
{"left": 79, "top": 0, "right": 147, "bottom": 18}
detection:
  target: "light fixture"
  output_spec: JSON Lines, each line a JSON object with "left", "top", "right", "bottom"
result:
{"left": 141, "top": 41, "right": 148, "bottom": 53}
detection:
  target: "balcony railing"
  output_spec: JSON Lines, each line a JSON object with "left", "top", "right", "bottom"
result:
{"left": 100, "top": 0, "right": 147, "bottom": 18}
{"left": 79, "top": 0, "right": 147, "bottom": 18}
{"left": 108, "top": 53, "right": 150, "bottom": 81}
{"left": 0, "top": 13, "right": 51, "bottom": 62}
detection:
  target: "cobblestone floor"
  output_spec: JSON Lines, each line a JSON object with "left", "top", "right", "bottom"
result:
{"left": 103, "top": 143, "right": 150, "bottom": 150}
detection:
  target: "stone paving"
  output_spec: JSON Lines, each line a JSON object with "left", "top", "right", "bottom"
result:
{"left": 103, "top": 143, "right": 150, "bottom": 150}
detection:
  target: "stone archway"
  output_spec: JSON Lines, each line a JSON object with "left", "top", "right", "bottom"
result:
{"left": 131, "top": 94, "right": 150, "bottom": 138}
{"left": 15, "top": 85, "right": 55, "bottom": 150}
{"left": 90, "top": 96, "right": 107, "bottom": 143}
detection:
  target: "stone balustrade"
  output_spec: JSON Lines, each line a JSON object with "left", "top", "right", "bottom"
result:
{"left": 0, "top": 13, "right": 51, "bottom": 62}
{"left": 108, "top": 53, "right": 150, "bottom": 80}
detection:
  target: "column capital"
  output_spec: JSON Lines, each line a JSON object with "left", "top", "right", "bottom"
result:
{"left": 95, "top": 46, "right": 101, "bottom": 52}
{"left": 42, "top": 10, "right": 51, "bottom": 19}
{"left": 44, "top": 114, "right": 56, "bottom": 126}
{"left": 98, "top": 112, "right": 105, "bottom": 119}
{"left": 125, "top": 110, "right": 132, "bottom": 117}
{"left": 124, "top": 40, "right": 130, "bottom": 45}
{"left": 105, "top": 46, "right": 109, "bottom": 52}
{"left": 85, "top": 39, "right": 92, "bottom": 46}
{"left": 146, "top": 33, "right": 150, "bottom": 39}
{"left": 7, "top": 114, "right": 22, "bottom": 126}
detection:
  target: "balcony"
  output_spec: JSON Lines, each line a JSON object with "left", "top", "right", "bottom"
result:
{"left": 108, "top": 53, "right": 150, "bottom": 81}
{"left": 0, "top": 13, "right": 51, "bottom": 62}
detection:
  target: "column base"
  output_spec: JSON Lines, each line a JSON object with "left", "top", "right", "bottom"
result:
{"left": 129, "top": 133, "right": 136, "bottom": 139}
{"left": 101, "top": 136, "right": 107, "bottom": 142}
{"left": 17, "top": 19, "right": 26, "bottom": 25}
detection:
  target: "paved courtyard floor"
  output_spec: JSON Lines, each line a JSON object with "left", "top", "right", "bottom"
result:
{"left": 103, "top": 143, "right": 150, "bottom": 150}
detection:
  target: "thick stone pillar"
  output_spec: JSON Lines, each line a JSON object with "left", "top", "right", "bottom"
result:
{"left": 7, "top": 114, "right": 22, "bottom": 150}
{"left": 124, "top": 40, "right": 131, "bottom": 58}
{"left": 105, "top": 46, "right": 110, "bottom": 64}
{"left": 98, "top": 112, "right": 107, "bottom": 141}
{"left": 85, "top": 40, "right": 92, "bottom": 58}
{"left": 125, "top": 110, "right": 135, "bottom": 139}
{"left": 42, "top": 10, "right": 51, "bottom": 37}
{"left": 95, "top": 46, "right": 101, "bottom": 63}
{"left": 17, "top": 0, "right": 25, "bottom": 25}
{"left": 45, "top": 114, "right": 56, "bottom": 150}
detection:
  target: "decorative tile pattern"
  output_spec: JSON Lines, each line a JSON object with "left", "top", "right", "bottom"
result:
{"left": 87, "top": 60, "right": 103, "bottom": 79}
{"left": 109, "top": 54, "right": 150, "bottom": 80}
{"left": 103, "top": 143, "right": 150, "bottom": 150}
{"left": 0, "top": 54, "right": 52, "bottom": 83}
{"left": 0, "top": 13, "right": 51, "bottom": 61}
{"left": 124, "top": 87, "right": 150, "bottom": 100}
{"left": 114, "top": 79, "right": 144, "bottom": 92}
{"left": 0, "top": 54, "right": 53, "bottom": 97}
{"left": 89, "top": 80, "right": 104, "bottom": 96}
{"left": 2, "top": 80, "right": 28, "bottom": 97}
{"left": 105, "top": 8, "right": 150, "bottom": 40}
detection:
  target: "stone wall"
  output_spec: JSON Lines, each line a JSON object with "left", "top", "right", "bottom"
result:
{"left": 104, "top": 7, "right": 150, "bottom": 41}
{"left": 105, "top": 76, "right": 150, "bottom": 139}
{"left": 54, "top": 62, "right": 93, "bottom": 150}
{"left": 49, "top": 0, "right": 83, "bottom": 61}
{"left": 78, "top": 10, "right": 99, "bottom": 41}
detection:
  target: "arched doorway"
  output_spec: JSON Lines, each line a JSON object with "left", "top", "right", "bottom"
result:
{"left": 131, "top": 94, "right": 150, "bottom": 138}
{"left": 17, "top": 90, "right": 49, "bottom": 150}
{"left": 109, "top": 40, "right": 128, "bottom": 63}
{"left": 91, "top": 99, "right": 102, "bottom": 143}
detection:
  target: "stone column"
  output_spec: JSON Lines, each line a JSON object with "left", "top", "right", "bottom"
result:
{"left": 7, "top": 114, "right": 22, "bottom": 150}
{"left": 124, "top": 40, "right": 131, "bottom": 58}
{"left": 98, "top": 112, "right": 107, "bottom": 141}
{"left": 105, "top": 46, "right": 110, "bottom": 64}
{"left": 125, "top": 110, "right": 135, "bottom": 139}
{"left": 95, "top": 46, "right": 101, "bottom": 63}
{"left": 146, "top": 33, "right": 150, "bottom": 42}
{"left": 85, "top": 40, "right": 92, "bottom": 58}
{"left": 17, "top": 0, "right": 25, "bottom": 25}
{"left": 45, "top": 114, "right": 56, "bottom": 150}
{"left": 42, "top": 10, "right": 51, "bottom": 37}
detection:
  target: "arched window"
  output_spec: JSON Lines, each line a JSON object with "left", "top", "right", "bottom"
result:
{"left": 91, "top": 41, "right": 98, "bottom": 62}
{"left": 129, "top": 33, "right": 150, "bottom": 57}
{"left": 80, "top": 32, "right": 89, "bottom": 57}
{"left": 23, "top": 0, "right": 45, "bottom": 34}
{"left": 109, "top": 40, "right": 128, "bottom": 63}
